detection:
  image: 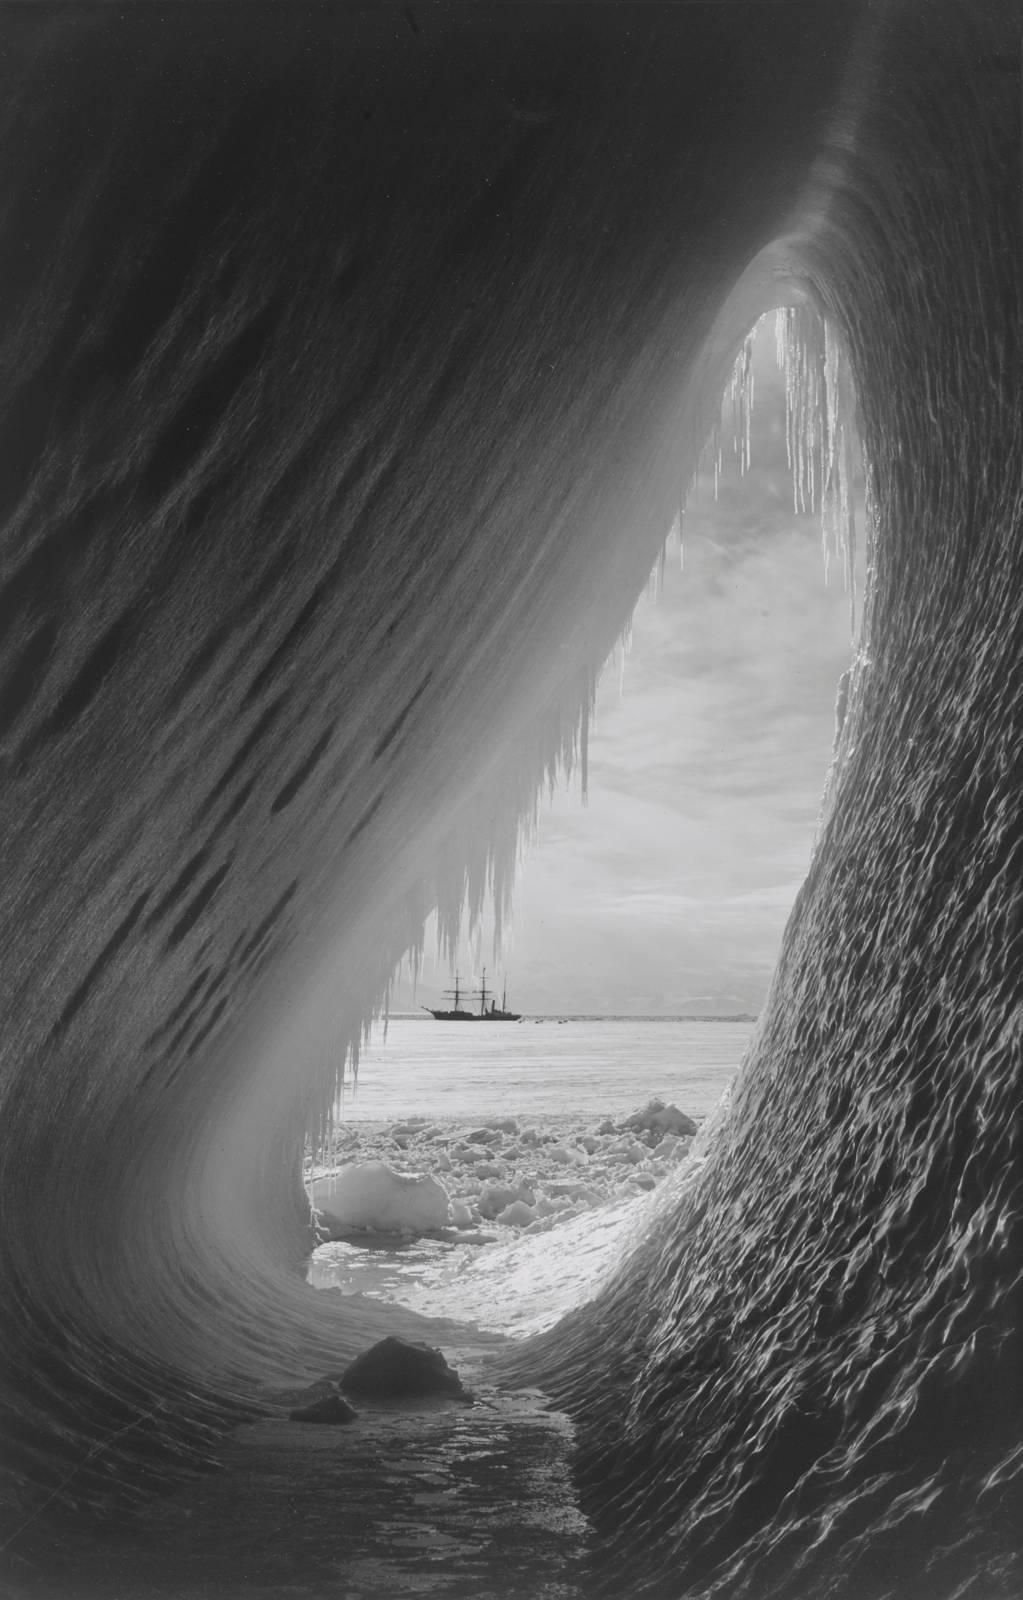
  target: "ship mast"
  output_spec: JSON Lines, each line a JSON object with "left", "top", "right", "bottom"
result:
{"left": 477, "top": 968, "right": 491, "bottom": 1017}
{"left": 441, "top": 972, "right": 463, "bottom": 1009}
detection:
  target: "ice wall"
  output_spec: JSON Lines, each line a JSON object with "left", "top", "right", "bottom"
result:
{"left": 0, "top": 3, "right": 1018, "bottom": 1596}
{"left": 520, "top": 8, "right": 1023, "bottom": 1596}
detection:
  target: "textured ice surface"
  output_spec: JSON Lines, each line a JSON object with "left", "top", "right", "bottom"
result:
{"left": 0, "top": 7, "right": 1018, "bottom": 1599}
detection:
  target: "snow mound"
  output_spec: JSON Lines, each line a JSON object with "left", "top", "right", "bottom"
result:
{"left": 309, "top": 1162, "right": 449, "bottom": 1235}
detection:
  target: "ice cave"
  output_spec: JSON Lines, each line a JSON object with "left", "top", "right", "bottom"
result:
{"left": 0, "top": 3, "right": 1019, "bottom": 1597}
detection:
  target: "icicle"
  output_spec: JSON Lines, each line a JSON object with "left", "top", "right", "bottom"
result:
{"left": 698, "top": 318, "right": 765, "bottom": 501}
{"left": 727, "top": 327, "right": 756, "bottom": 475}
{"left": 579, "top": 676, "right": 590, "bottom": 804}
{"left": 617, "top": 616, "right": 634, "bottom": 697}
{"left": 773, "top": 302, "right": 859, "bottom": 630}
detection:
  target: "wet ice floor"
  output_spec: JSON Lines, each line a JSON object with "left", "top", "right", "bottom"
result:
{"left": 34, "top": 1352, "right": 591, "bottom": 1600}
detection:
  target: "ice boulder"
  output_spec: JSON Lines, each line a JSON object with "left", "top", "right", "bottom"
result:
{"left": 549, "top": 1180, "right": 605, "bottom": 1208}
{"left": 309, "top": 1162, "right": 449, "bottom": 1235}
{"left": 625, "top": 1099, "right": 698, "bottom": 1138}
{"left": 478, "top": 1181, "right": 522, "bottom": 1219}
{"left": 496, "top": 1199, "right": 536, "bottom": 1228}
{"left": 609, "top": 1138, "right": 648, "bottom": 1164}
{"left": 652, "top": 1105, "right": 697, "bottom": 1136}
{"left": 546, "top": 1144, "right": 574, "bottom": 1165}
{"left": 450, "top": 1199, "right": 475, "bottom": 1230}
{"left": 451, "top": 1143, "right": 487, "bottom": 1163}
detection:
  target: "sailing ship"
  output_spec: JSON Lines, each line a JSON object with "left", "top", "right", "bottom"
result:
{"left": 423, "top": 969, "right": 521, "bottom": 1021}
{"left": 421, "top": 971, "right": 475, "bottom": 1021}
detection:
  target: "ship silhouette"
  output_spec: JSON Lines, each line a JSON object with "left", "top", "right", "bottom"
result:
{"left": 423, "top": 969, "right": 521, "bottom": 1021}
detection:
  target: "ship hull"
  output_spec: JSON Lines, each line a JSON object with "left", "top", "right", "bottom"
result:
{"left": 424, "top": 1009, "right": 521, "bottom": 1020}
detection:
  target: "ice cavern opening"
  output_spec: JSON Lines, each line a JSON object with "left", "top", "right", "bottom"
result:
{"left": 298, "top": 305, "right": 869, "bottom": 1339}
{"left": 0, "top": 4, "right": 1019, "bottom": 1599}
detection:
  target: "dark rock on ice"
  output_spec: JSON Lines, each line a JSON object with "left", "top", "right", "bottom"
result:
{"left": 289, "top": 1393, "right": 357, "bottom": 1425}
{"left": 269, "top": 1376, "right": 341, "bottom": 1407}
{"left": 338, "top": 1337, "right": 466, "bottom": 1400}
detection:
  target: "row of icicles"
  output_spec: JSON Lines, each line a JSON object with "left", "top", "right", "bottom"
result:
{"left": 315, "top": 305, "right": 866, "bottom": 1139}
{"left": 688, "top": 304, "right": 861, "bottom": 633}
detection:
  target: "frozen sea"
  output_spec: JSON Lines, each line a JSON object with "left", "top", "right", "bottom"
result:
{"left": 338, "top": 1016, "right": 756, "bottom": 1125}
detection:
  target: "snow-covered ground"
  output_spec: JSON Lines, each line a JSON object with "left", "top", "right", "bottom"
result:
{"left": 307, "top": 1099, "right": 707, "bottom": 1336}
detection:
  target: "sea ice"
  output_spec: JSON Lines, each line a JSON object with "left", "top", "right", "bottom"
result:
{"left": 308, "top": 1099, "right": 705, "bottom": 1255}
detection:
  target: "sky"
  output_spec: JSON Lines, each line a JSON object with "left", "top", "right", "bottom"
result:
{"left": 394, "top": 319, "right": 862, "bottom": 1016}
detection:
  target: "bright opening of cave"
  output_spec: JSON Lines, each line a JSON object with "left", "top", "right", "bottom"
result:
{"left": 306, "top": 310, "right": 867, "bottom": 1344}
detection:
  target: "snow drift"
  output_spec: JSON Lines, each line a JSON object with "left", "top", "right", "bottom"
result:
{"left": 0, "top": 4, "right": 1019, "bottom": 1597}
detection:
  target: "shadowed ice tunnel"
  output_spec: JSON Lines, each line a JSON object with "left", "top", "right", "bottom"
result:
{"left": 0, "top": 3, "right": 1020, "bottom": 1596}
